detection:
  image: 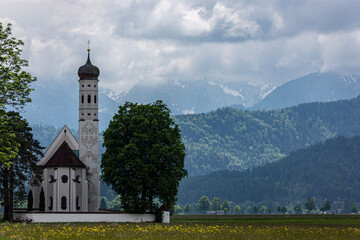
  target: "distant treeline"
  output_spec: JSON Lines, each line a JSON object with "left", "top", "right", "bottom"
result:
{"left": 178, "top": 136, "right": 360, "bottom": 210}
{"left": 174, "top": 96, "right": 360, "bottom": 176}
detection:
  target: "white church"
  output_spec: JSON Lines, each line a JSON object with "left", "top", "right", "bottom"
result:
{"left": 30, "top": 48, "right": 100, "bottom": 212}
{"left": 15, "top": 48, "right": 169, "bottom": 223}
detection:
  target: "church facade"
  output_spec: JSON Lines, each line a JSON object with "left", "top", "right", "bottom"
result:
{"left": 31, "top": 49, "right": 100, "bottom": 212}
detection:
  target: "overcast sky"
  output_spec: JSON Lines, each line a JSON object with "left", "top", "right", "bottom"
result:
{"left": 1, "top": 0, "right": 360, "bottom": 92}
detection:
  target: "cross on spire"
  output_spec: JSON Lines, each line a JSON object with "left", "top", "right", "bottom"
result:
{"left": 87, "top": 40, "right": 90, "bottom": 52}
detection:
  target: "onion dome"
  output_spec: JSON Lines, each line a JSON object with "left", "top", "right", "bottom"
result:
{"left": 78, "top": 49, "right": 100, "bottom": 80}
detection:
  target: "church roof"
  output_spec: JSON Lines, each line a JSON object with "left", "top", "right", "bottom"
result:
{"left": 78, "top": 50, "right": 100, "bottom": 80}
{"left": 44, "top": 141, "right": 86, "bottom": 168}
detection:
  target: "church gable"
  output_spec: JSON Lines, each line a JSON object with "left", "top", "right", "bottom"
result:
{"left": 44, "top": 141, "right": 85, "bottom": 168}
{"left": 37, "top": 125, "right": 79, "bottom": 166}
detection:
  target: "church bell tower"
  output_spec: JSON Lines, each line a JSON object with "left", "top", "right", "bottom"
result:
{"left": 77, "top": 46, "right": 100, "bottom": 211}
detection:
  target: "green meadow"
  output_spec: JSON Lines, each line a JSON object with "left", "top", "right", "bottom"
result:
{"left": 0, "top": 215, "right": 359, "bottom": 239}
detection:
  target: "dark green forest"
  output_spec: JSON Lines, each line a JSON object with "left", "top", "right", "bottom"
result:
{"left": 31, "top": 96, "right": 360, "bottom": 177}
{"left": 174, "top": 96, "right": 360, "bottom": 176}
{"left": 177, "top": 136, "right": 360, "bottom": 206}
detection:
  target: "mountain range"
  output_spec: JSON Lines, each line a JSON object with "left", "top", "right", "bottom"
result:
{"left": 22, "top": 71, "right": 360, "bottom": 131}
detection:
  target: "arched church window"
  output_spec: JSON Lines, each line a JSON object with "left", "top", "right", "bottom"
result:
{"left": 94, "top": 95, "right": 97, "bottom": 104}
{"left": 88, "top": 95, "right": 91, "bottom": 103}
{"left": 76, "top": 196, "right": 80, "bottom": 210}
{"left": 48, "top": 175, "right": 55, "bottom": 183}
{"left": 76, "top": 175, "right": 81, "bottom": 183}
{"left": 61, "top": 196, "right": 67, "bottom": 210}
{"left": 61, "top": 175, "right": 68, "bottom": 183}
{"left": 49, "top": 196, "right": 53, "bottom": 210}
{"left": 81, "top": 95, "right": 84, "bottom": 103}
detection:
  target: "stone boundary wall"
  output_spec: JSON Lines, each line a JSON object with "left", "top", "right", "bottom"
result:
{"left": 13, "top": 211, "right": 170, "bottom": 223}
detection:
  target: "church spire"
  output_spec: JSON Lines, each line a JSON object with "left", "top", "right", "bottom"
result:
{"left": 78, "top": 42, "right": 100, "bottom": 80}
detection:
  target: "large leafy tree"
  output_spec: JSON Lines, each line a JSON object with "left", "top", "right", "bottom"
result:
{"left": 101, "top": 100, "right": 187, "bottom": 213}
{"left": 0, "top": 111, "right": 43, "bottom": 221}
{"left": 0, "top": 22, "right": 38, "bottom": 221}
{"left": 0, "top": 22, "right": 36, "bottom": 109}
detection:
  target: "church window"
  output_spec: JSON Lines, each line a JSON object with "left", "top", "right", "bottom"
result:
{"left": 76, "top": 175, "right": 81, "bottom": 183}
{"left": 88, "top": 84, "right": 91, "bottom": 87}
{"left": 88, "top": 113, "right": 91, "bottom": 116}
{"left": 94, "top": 85, "right": 96, "bottom": 87}
{"left": 88, "top": 95, "right": 91, "bottom": 103}
{"left": 81, "top": 95, "right": 84, "bottom": 103}
{"left": 82, "top": 85, "right": 84, "bottom": 88}
{"left": 94, "top": 95, "right": 97, "bottom": 103}
{"left": 94, "top": 113, "right": 96, "bottom": 116}
{"left": 61, "top": 175, "right": 68, "bottom": 183}
{"left": 61, "top": 196, "right": 67, "bottom": 210}
{"left": 82, "top": 113, "right": 84, "bottom": 116}
{"left": 48, "top": 175, "right": 55, "bottom": 183}
{"left": 76, "top": 196, "right": 80, "bottom": 210}
{"left": 49, "top": 196, "right": 53, "bottom": 210}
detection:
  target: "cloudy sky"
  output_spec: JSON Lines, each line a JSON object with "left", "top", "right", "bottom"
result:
{"left": 1, "top": 0, "right": 360, "bottom": 93}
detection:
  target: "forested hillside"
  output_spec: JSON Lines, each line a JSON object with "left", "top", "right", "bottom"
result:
{"left": 174, "top": 96, "right": 360, "bottom": 176}
{"left": 178, "top": 136, "right": 360, "bottom": 205}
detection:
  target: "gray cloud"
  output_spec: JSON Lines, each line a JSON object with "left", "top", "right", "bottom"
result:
{"left": 0, "top": 0, "right": 359, "bottom": 93}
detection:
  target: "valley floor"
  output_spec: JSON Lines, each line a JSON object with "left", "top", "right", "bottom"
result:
{"left": 1, "top": 215, "right": 360, "bottom": 239}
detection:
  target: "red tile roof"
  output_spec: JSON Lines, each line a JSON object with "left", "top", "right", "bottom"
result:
{"left": 44, "top": 141, "right": 86, "bottom": 168}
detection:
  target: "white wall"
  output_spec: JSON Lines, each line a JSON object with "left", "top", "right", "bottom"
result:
{"left": 13, "top": 212, "right": 165, "bottom": 223}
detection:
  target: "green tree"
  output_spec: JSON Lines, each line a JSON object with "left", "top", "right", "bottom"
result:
{"left": 320, "top": 200, "right": 331, "bottom": 212}
{"left": 197, "top": 196, "right": 211, "bottom": 214}
{"left": 281, "top": 206, "right": 287, "bottom": 214}
{"left": 222, "top": 200, "right": 230, "bottom": 214}
{"left": 184, "top": 203, "right": 191, "bottom": 214}
{"left": 173, "top": 205, "right": 182, "bottom": 214}
{"left": 305, "top": 198, "right": 317, "bottom": 213}
{"left": 211, "top": 197, "right": 221, "bottom": 211}
{"left": 101, "top": 101, "right": 187, "bottom": 213}
{"left": 100, "top": 197, "right": 109, "bottom": 209}
{"left": 252, "top": 204, "right": 259, "bottom": 214}
{"left": 234, "top": 205, "right": 241, "bottom": 214}
{"left": 294, "top": 204, "right": 302, "bottom": 214}
{"left": 111, "top": 195, "right": 122, "bottom": 210}
{"left": 277, "top": 205, "right": 281, "bottom": 213}
{"left": 0, "top": 22, "right": 37, "bottom": 221}
{"left": 260, "top": 205, "right": 267, "bottom": 214}
{"left": 350, "top": 205, "right": 358, "bottom": 214}
{"left": 0, "top": 22, "right": 36, "bottom": 109}
{"left": 0, "top": 111, "right": 42, "bottom": 220}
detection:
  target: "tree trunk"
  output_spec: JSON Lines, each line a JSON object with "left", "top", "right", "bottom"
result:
{"left": 2, "top": 169, "right": 9, "bottom": 221}
{"left": 8, "top": 167, "right": 14, "bottom": 221}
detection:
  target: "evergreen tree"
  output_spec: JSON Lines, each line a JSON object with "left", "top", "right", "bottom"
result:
{"left": 320, "top": 200, "right": 331, "bottom": 212}
{"left": 252, "top": 204, "right": 259, "bottom": 214}
{"left": 305, "top": 198, "right": 317, "bottom": 213}
{"left": 100, "top": 197, "right": 109, "bottom": 209}
{"left": 184, "top": 203, "right": 191, "bottom": 214}
{"left": 0, "top": 112, "right": 43, "bottom": 220}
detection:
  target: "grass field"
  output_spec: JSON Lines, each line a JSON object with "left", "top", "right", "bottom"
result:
{"left": 0, "top": 215, "right": 360, "bottom": 239}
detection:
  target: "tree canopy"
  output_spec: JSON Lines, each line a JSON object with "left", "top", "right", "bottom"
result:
{"left": 0, "top": 22, "right": 36, "bottom": 109}
{"left": 101, "top": 101, "right": 187, "bottom": 213}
